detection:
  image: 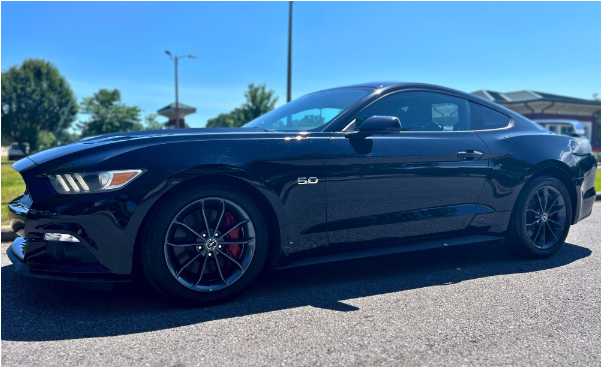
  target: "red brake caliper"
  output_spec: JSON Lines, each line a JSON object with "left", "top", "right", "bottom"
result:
{"left": 221, "top": 211, "right": 242, "bottom": 268}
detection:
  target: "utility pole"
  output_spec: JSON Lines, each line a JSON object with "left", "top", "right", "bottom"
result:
{"left": 287, "top": 1, "right": 293, "bottom": 103}
{"left": 165, "top": 51, "right": 196, "bottom": 128}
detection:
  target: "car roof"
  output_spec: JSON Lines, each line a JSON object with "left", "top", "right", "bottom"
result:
{"left": 333, "top": 81, "right": 408, "bottom": 89}
{"left": 320, "top": 81, "right": 517, "bottom": 115}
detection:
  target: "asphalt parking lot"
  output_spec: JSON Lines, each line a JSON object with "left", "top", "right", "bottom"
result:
{"left": 1, "top": 203, "right": 600, "bottom": 367}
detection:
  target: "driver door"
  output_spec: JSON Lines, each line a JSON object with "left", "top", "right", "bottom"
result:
{"left": 325, "top": 90, "right": 489, "bottom": 248}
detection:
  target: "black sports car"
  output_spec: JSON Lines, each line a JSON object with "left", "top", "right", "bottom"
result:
{"left": 7, "top": 82, "right": 598, "bottom": 305}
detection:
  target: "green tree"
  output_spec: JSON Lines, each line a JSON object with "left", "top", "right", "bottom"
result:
{"left": 37, "top": 131, "right": 57, "bottom": 151}
{"left": 144, "top": 113, "right": 165, "bottom": 130}
{"left": 1, "top": 58, "right": 78, "bottom": 151}
{"left": 78, "top": 89, "right": 142, "bottom": 136}
{"left": 206, "top": 83, "right": 278, "bottom": 127}
{"left": 37, "top": 129, "right": 80, "bottom": 151}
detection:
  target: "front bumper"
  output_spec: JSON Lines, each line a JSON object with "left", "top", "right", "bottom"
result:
{"left": 9, "top": 158, "right": 170, "bottom": 276}
{"left": 7, "top": 236, "right": 130, "bottom": 283}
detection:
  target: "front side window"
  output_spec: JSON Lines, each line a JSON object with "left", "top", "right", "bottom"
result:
{"left": 352, "top": 91, "right": 470, "bottom": 132}
{"left": 469, "top": 102, "right": 511, "bottom": 130}
{"left": 244, "top": 88, "right": 372, "bottom": 131}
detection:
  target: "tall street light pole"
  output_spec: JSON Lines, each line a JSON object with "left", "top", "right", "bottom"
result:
{"left": 287, "top": 1, "right": 293, "bottom": 103}
{"left": 165, "top": 51, "right": 196, "bottom": 128}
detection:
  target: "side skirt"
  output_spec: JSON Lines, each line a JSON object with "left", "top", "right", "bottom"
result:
{"left": 278, "top": 235, "right": 505, "bottom": 270}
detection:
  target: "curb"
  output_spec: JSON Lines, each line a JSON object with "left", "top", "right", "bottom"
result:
{"left": 1, "top": 226, "right": 17, "bottom": 242}
{"left": 1, "top": 192, "right": 600, "bottom": 242}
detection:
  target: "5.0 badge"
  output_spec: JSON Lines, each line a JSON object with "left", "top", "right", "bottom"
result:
{"left": 297, "top": 177, "right": 319, "bottom": 185}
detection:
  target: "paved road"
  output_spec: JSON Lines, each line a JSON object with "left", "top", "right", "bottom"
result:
{"left": 2, "top": 204, "right": 600, "bottom": 367}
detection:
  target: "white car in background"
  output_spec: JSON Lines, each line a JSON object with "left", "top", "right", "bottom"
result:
{"left": 533, "top": 119, "right": 588, "bottom": 140}
{"left": 7, "top": 142, "right": 30, "bottom": 161}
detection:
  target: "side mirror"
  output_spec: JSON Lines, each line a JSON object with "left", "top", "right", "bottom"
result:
{"left": 347, "top": 116, "right": 401, "bottom": 138}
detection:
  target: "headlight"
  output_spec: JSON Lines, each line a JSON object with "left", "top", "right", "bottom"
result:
{"left": 48, "top": 170, "right": 145, "bottom": 194}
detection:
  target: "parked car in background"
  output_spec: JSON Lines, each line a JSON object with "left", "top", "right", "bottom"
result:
{"left": 7, "top": 142, "right": 30, "bottom": 161}
{"left": 7, "top": 82, "right": 598, "bottom": 305}
{"left": 533, "top": 119, "right": 588, "bottom": 140}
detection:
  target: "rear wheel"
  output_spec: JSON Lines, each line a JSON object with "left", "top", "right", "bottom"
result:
{"left": 506, "top": 176, "right": 571, "bottom": 258}
{"left": 140, "top": 185, "right": 269, "bottom": 305}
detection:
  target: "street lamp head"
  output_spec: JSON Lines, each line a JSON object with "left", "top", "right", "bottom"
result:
{"left": 187, "top": 55, "right": 197, "bottom": 59}
{"left": 165, "top": 50, "right": 172, "bottom": 57}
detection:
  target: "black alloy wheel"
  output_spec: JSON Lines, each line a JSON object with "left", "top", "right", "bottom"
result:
{"left": 506, "top": 176, "right": 571, "bottom": 258}
{"left": 525, "top": 185, "right": 567, "bottom": 250}
{"left": 140, "top": 185, "right": 268, "bottom": 305}
{"left": 164, "top": 197, "right": 256, "bottom": 292}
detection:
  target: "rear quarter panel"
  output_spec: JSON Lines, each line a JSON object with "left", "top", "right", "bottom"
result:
{"left": 475, "top": 117, "right": 597, "bottom": 225}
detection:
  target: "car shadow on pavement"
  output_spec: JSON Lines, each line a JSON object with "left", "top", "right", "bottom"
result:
{"left": 1, "top": 241, "right": 591, "bottom": 341}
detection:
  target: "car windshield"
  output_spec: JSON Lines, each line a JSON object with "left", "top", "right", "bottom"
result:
{"left": 244, "top": 88, "right": 373, "bottom": 131}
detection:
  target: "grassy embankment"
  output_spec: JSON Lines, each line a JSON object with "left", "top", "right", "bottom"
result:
{"left": 1, "top": 156, "right": 26, "bottom": 225}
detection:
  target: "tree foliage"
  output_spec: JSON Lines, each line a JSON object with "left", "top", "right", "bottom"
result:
{"left": 1, "top": 59, "right": 78, "bottom": 151}
{"left": 143, "top": 113, "right": 165, "bottom": 130}
{"left": 206, "top": 83, "right": 278, "bottom": 128}
{"left": 78, "top": 89, "right": 142, "bottom": 136}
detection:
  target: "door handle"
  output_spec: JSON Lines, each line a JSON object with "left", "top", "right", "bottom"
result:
{"left": 457, "top": 150, "right": 484, "bottom": 160}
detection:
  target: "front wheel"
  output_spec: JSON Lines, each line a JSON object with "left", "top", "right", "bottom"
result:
{"left": 140, "top": 185, "right": 269, "bottom": 305}
{"left": 506, "top": 176, "right": 572, "bottom": 258}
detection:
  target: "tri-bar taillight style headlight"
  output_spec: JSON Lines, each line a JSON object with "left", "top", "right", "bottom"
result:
{"left": 48, "top": 170, "right": 145, "bottom": 194}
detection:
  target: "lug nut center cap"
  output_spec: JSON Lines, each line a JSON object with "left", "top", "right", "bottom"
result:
{"left": 206, "top": 238, "right": 218, "bottom": 250}
{"left": 542, "top": 213, "right": 548, "bottom": 221}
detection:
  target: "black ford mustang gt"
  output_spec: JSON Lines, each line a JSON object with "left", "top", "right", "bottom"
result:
{"left": 7, "top": 82, "right": 598, "bottom": 305}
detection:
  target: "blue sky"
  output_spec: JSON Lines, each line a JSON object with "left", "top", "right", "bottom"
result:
{"left": 2, "top": 1, "right": 600, "bottom": 128}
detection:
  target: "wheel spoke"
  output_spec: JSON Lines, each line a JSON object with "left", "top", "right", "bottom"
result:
{"left": 218, "top": 238, "right": 255, "bottom": 245}
{"left": 543, "top": 187, "right": 549, "bottom": 211}
{"left": 201, "top": 200, "right": 211, "bottom": 234}
{"left": 532, "top": 222, "right": 544, "bottom": 246}
{"left": 548, "top": 205, "right": 565, "bottom": 215}
{"left": 546, "top": 195, "right": 559, "bottom": 213}
{"left": 173, "top": 221, "right": 205, "bottom": 241}
{"left": 217, "top": 249, "right": 244, "bottom": 271}
{"left": 214, "top": 200, "right": 226, "bottom": 234}
{"left": 167, "top": 242, "right": 202, "bottom": 247}
{"left": 536, "top": 190, "right": 545, "bottom": 212}
{"left": 547, "top": 218, "right": 564, "bottom": 230}
{"left": 545, "top": 221, "right": 558, "bottom": 240}
{"left": 176, "top": 250, "right": 206, "bottom": 278}
{"left": 540, "top": 221, "right": 547, "bottom": 245}
{"left": 192, "top": 253, "right": 209, "bottom": 288}
{"left": 214, "top": 254, "right": 228, "bottom": 285}
{"left": 527, "top": 209, "right": 540, "bottom": 215}
{"left": 526, "top": 220, "right": 539, "bottom": 227}
{"left": 218, "top": 220, "right": 250, "bottom": 240}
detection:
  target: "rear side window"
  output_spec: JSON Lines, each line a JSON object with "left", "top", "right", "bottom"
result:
{"left": 470, "top": 102, "right": 511, "bottom": 130}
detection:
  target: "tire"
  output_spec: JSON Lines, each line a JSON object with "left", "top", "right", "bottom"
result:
{"left": 140, "top": 184, "right": 269, "bottom": 306}
{"left": 505, "top": 175, "right": 572, "bottom": 258}
{"left": 8, "top": 155, "right": 13, "bottom": 161}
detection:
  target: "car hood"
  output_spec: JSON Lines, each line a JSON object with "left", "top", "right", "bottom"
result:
{"left": 25, "top": 128, "right": 270, "bottom": 167}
